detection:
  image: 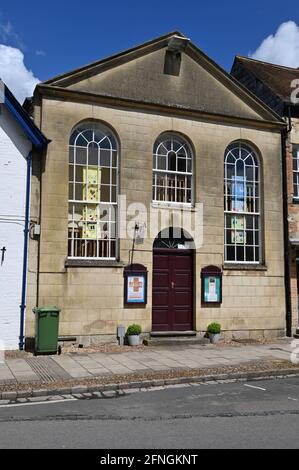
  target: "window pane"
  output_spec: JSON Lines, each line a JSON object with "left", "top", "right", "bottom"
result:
{"left": 111, "top": 186, "right": 117, "bottom": 203}
{"left": 237, "top": 246, "right": 245, "bottom": 262}
{"left": 100, "top": 185, "right": 111, "bottom": 203}
{"left": 101, "top": 168, "right": 111, "bottom": 185}
{"left": 177, "top": 158, "right": 186, "bottom": 172}
{"left": 100, "top": 150, "right": 112, "bottom": 167}
{"left": 75, "top": 183, "right": 84, "bottom": 201}
{"left": 69, "top": 183, "right": 74, "bottom": 200}
{"left": 246, "top": 215, "right": 254, "bottom": 229}
{"left": 69, "top": 147, "right": 75, "bottom": 163}
{"left": 246, "top": 246, "right": 254, "bottom": 262}
{"left": 75, "top": 148, "right": 87, "bottom": 165}
{"left": 168, "top": 152, "right": 176, "bottom": 171}
{"left": 82, "top": 130, "right": 93, "bottom": 142}
{"left": 226, "top": 153, "right": 236, "bottom": 164}
{"left": 75, "top": 134, "right": 88, "bottom": 147}
{"left": 236, "top": 159, "right": 244, "bottom": 177}
{"left": 75, "top": 166, "right": 84, "bottom": 183}
{"left": 246, "top": 230, "right": 254, "bottom": 245}
{"left": 246, "top": 166, "right": 254, "bottom": 181}
{"left": 69, "top": 166, "right": 74, "bottom": 182}
{"left": 88, "top": 143, "right": 98, "bottom": 165}
{"left": 226, "top": 164, "right": 235, "bottom": 180}
{"left": 226, "top": 245, "right": 235, "bottom": 261}
{"left": 157, "top": 155, "right": 166, "bottom": 170}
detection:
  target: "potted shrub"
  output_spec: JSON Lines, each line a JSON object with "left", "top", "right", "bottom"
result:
{"left": 207, "top": 323, "right": 221, "bottom": 344}
{"left": 126, "top": 324, "right": 142, "bottom": 346}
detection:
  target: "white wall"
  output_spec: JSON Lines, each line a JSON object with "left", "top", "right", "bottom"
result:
{"left": 0, "top": 105, "right": 31, "bottom": 350}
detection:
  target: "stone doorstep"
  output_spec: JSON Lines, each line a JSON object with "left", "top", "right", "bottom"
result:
{"left": 1, "top": 367, "right": 299, "bottom": 404}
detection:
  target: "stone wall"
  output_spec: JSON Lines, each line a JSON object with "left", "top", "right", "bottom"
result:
{"left": 26, "top": 97, "right": 286, "bottom": 341}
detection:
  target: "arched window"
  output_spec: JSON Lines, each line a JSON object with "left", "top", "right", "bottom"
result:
{"left": 68, "top": 121, "right": 118, "bottom": 259}
{"left": 224, "top": 142, "right": 261, "bottom": 264}
{"left": 153, "top": 133, "right": 193, "bottom": 204}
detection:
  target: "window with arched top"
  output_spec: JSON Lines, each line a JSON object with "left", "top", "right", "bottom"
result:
{"left": 68, "top": 121, "right": 118, "bottom": 259}
{"left": 224, "top": 142, "right": 261, "bottom": 264}
{"left": 153, "top": 133, "right": 193, "bottom": 204}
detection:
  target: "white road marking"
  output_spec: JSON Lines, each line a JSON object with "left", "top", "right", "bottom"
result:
{"left": 244, "top": 384, "right": 267, "bottom": 391}
{"left": 288, "top": 397, "right": 298, "bottom": 401}
{"left": 0, "top": 398, "right": 77, "bottom": 409}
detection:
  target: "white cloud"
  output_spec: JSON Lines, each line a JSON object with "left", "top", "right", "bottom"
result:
{"left": 251, "top": 21, "right": 299, "bottom": 67}
{"left": 0, "top": 44, "right": 40, "bottom": 103}
{"left": 0, "top": 19, "right": 24, "bottom": 50}
{"left": 35, "top": 50, "right": 46, "bottom": 57}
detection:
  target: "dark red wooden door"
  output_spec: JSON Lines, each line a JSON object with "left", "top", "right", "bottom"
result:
{"left": 152, "top": 250, "right": 193, "bottom": 332}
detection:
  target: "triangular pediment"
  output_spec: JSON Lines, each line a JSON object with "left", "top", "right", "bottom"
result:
{"left": 43, "top": 32, "right": 282, "bottom": 123}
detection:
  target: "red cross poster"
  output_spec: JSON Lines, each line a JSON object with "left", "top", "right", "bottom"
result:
{"left": 127, "top": 276, "right": 145, "bottom": 303}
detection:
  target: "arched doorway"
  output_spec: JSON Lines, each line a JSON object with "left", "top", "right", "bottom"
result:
{"left": 152, "top": 228, "right": 194, "bottom": 332}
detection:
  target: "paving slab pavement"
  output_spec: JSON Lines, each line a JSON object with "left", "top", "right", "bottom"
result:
{"left": 0, "top": 340, "right": 296, "bottom": 387}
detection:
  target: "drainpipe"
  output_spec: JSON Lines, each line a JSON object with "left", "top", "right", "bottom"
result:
{"left": 282, "top": 106, "right": 293, "bottom": 337}
{"left": 19, "top": 151, "right": 32, "bottom": 350}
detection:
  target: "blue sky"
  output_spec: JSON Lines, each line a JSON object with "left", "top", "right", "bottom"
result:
{"left": 0, "top": 0, "right": 299, "bottom": 101}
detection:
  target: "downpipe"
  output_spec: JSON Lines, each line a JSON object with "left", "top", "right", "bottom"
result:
{"left": 19, "top": 151, "right": 32, "bottom": 350}
{"left": 282, "top": 107, "right": 293, "bottom": 337}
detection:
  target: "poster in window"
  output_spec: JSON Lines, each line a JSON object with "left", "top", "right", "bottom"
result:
{"left": 232, "top": 231, "right": 246, "bottom": 244}
{"left": 82, "top": 206, "right": 98, "bottom": 239}
{"left": 127, "top": 276, "right": 146, "bottom": 303}
{"left": 231, "top": 216, "right": 246, "bottom": 245}
{"left": 232, "top": 176, "right": 246, "bottom": 212}
{"left": 83, "top": 166, "right": 101, "bottom": 202}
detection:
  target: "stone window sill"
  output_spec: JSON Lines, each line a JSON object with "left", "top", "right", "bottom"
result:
{"left": 151, "top": 202, "right": 196, "bottom": 212}
{"left": 223, "top": 264, "right": 267, "bottom": 272}
{"left": 65, "top": 259, "right": 125, "bottom": 268}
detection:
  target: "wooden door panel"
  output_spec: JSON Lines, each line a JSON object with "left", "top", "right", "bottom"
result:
{"left": 152, "top": 292, "right": 169, "bottom": 307}
{"left": 173, "top": 291, "right": 191, "bottom": 305}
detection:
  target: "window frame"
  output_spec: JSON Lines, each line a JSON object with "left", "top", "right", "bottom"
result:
{"left": 224, "top": 142, "right": 262, "bottom": 265}
{"left": 152, "top": 133, "right": 194, "bottom": 206}
{"left": 292, "top": 144, "right": 299, "bottom": 201}
{"left": 68, "top": 121, "right": 119, "bottom": 261}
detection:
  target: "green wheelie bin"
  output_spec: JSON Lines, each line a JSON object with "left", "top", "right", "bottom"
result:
{"left": 33, "top": 307, "right": 61, "bottom": 355}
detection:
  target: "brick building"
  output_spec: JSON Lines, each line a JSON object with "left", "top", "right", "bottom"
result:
{"left": 24, "top": 32, "right": 287, "bottom": 345}
{"left": 231, "top": 56, "right": 299, "bottom": 335}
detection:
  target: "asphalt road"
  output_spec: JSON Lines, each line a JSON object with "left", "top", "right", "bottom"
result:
{"left": 0, "top": 377, "right": 299, "bottom": 449}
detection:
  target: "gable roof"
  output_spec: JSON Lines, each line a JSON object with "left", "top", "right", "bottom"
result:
{"left": 0, "top": 81, "right": 49, "bottom": 149}
{"left": 38, "top": 31, "right": 284, "bottom": 126}
{"left": 43, "top": 31, "right": 185, "bottom": 86}
{"left": 231, "top": 56, "right": 299, "bottom": 107}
